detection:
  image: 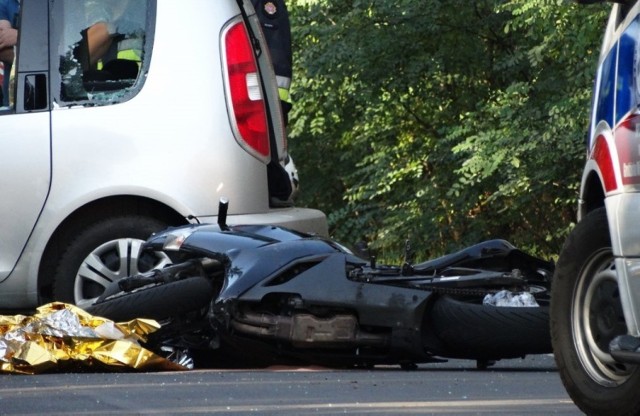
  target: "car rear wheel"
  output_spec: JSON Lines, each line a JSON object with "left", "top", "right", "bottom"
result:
{"left": 52, "top": 215, "right": 171, "bottom": 309}
{"left": 551, "top": 207, "right": 640, "bottom": 416}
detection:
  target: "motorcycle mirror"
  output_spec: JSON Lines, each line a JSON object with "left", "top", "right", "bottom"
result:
{"left": 218, "top": 197, "right": 229, "bottom": 230}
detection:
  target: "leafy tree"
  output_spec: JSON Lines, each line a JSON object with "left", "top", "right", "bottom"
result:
{"left": 288, "top": 0, "right": 608, "bottom": 260}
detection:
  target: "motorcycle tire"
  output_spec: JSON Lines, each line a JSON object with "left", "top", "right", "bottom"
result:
{"left": 551, "top": 207, "right": 640, "bottom": 416}
{"left": 86, "top": 276, "right": 214, "bottom": 323}
{"left": 429, "top": 294, "right": 551, "bottom": 359}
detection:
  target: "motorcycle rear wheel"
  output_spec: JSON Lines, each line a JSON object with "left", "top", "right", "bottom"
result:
{"left": 86, "top": 276, "right": 214, "bottom": 322}
{"left": 430, "top": 294, "right": 551, "bottom": 359}
{"left": 551, "top": 207, "right": 640, "bottom": 416}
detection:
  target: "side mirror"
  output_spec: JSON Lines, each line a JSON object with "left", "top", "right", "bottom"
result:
{"left": 218, "top": 197, "right": 229, "bottom": 231}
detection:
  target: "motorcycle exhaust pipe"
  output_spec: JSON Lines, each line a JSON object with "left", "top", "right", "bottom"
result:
{"left": 231, "top": 312, "right": 389, "bottom": 347}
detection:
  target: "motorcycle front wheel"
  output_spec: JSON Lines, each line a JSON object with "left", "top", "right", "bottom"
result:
{"left": 86, "top": 276, "right": 214, "bottom": 323}
{"left": 551, "top": 207, "right": 640, "bottom": 416}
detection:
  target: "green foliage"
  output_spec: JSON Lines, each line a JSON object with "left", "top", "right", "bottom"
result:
{"left": 288, "top": 0, "right": 608, "bottom": 260}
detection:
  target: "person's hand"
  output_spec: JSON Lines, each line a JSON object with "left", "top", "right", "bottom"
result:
{"left": 0, "top": 25, "right": 17, "bottom": 50}
{"left": 0, "top": 21, "right": 16, "bottom": 63}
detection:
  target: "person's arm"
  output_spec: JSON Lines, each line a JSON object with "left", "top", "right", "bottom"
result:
{"left": 87, "top": 21, "right": 113, "bottom": 66}
{"left": 0, "top": 19, "right": 16, "bottom": 63}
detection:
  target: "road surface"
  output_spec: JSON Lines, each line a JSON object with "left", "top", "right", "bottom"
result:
{"left": 0, "top": 354, "right": 581, "bottom": 415}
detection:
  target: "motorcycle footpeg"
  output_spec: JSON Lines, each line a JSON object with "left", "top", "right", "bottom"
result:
{"left": 610, "top": 335, "right": 640, "bottom": 364}
{"left": 159, "top": 345, "right": 195, "bottom": 369}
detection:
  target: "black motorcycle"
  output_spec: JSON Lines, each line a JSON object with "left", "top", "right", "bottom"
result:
{"left": 87, "top": 201, "right": 554, "bottom": 369}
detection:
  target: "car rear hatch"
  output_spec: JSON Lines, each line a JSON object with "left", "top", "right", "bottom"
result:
{"left": 224, "top": 0, "right": 292, "bottom": 204}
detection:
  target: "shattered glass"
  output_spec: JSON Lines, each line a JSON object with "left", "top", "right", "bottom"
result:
{"left": 483, "top": 290, "right": 539, "bottom": 307}
{"left": 56, "top": 0, "right": 148, "bottom": 105}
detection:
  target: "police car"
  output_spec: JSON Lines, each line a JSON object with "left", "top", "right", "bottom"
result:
{"left": 551, "top": 1, "right": 640, "bottom": 414}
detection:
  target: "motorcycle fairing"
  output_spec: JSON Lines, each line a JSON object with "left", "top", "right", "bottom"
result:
{"left": 144, "top": 224, "right": 279, "bottom": 255}
{"left": 219, "top": 252, "right": 431, "bottom": 329}
{"left": 217, "top": 238, "right": 343, "bottom": 299}
{"left": 209, "top": 249, "right": 435, "bottom": 362}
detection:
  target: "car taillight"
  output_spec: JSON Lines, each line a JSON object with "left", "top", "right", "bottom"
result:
{"left": 223, "top": 20, "right": 270, "bottom": 161}
{"left": 615, "top": 113, "right": 640, "bottom": 188}
{"left": 592, "top": 134, "right": 617, "bottom": 192}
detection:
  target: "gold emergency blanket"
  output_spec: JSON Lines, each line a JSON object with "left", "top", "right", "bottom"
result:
{"left": 0, "top": 302, "right": 186, "bottom": 374}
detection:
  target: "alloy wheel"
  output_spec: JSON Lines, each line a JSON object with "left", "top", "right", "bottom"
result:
{"left": 73, "top": 237, "right": 171, "bottom": 309}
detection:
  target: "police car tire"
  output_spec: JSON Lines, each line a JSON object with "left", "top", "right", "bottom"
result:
{"left": 551, "top": 207, "right": 640, "bottom": 416}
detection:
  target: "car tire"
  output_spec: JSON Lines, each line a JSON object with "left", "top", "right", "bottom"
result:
{"left": 551, "top": 207, "right": 640, "bottom": 416}
{"left": 52, "top": 215, "right": 171, "bottom": 309}
{"left": 429, "top": 294, "right": 551, "bottom": 359}
{"left": 86, "top": 276, "right": 214, "bottom": 323}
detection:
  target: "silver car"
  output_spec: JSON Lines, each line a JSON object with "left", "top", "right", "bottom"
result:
{"left": 0, "top": 0, "right": 327, "bottom": 310}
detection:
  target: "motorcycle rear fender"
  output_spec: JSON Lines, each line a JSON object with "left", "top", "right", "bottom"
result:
{"left": 412, "top": 239, "right": 554, "bottom": 275}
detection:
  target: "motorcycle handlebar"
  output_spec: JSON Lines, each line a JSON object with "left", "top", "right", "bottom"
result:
{"left": 118, "top": 259, "right": 216, "bottom": 292}
{"left": 218, "top": 198, "right": 229, "bottom": 230}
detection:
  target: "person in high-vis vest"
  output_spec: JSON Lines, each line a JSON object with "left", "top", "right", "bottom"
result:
{"left": 81, "top": 0, "right": 144, "bottom": 78}
{"left": 251, "top": 0, "right": 299, "bottom": 204}
{"left": 0, "top": 0, "right": 19, "bottom": 107}
{"left": 59, "top": 0, "right": 144, "bottom": 101}
{"left": 251, "top": 0, "right": 293, "bottom": 125}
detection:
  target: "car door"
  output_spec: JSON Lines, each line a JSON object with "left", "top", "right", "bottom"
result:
{"left": 0, "top": 0, "right": 51, "bottom": 281}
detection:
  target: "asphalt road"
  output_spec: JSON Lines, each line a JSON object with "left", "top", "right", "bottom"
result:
{"left": 0, "top": 354, "right": 581, "bottom": 415}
